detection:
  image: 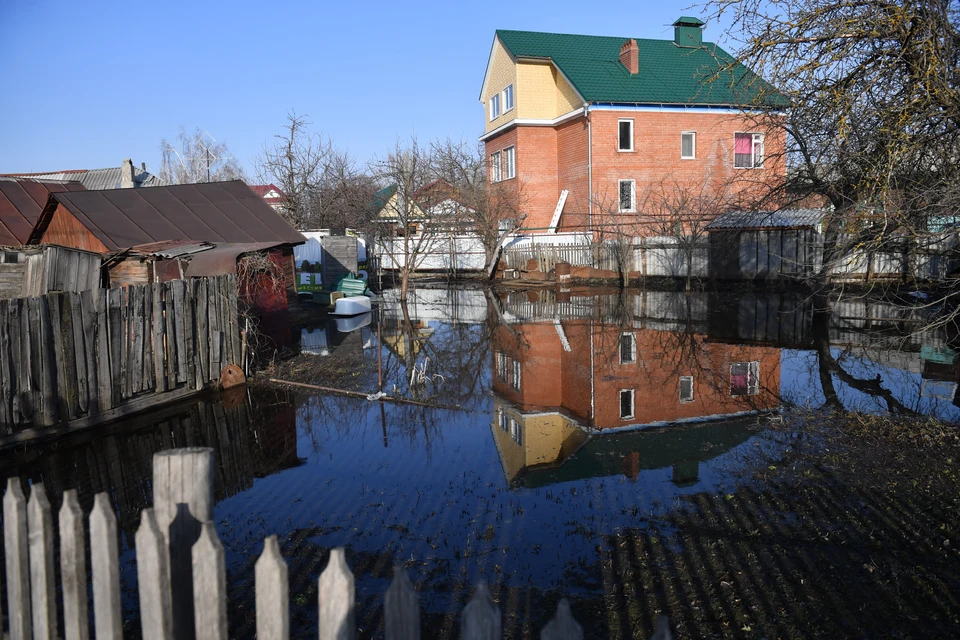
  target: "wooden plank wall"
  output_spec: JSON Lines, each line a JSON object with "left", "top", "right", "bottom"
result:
{"left": 0, "top": 275, "right": 240, "bottom": 432}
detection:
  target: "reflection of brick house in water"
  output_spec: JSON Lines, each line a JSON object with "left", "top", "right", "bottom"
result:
{"left": 490, "top": 319, "right": 780, "bottom": 486}
{"left": 492, "top": 321, "right": 780, "bottom": 428}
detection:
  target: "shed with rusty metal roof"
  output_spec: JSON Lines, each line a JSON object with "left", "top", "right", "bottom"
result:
{"left": 0, "top": 178, "right": 86, "bottom": 246}
{"left": 28, "top": 180, "right": 305, "bottom": 252}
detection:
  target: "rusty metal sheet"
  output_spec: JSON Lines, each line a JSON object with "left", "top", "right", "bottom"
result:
{"left": 128, "top": 240, "right": 214, "bottom": 258}
{"left": 184, "top": 242, "right": 287, "bottom": 277}
{"left": 0, "top": 179, "right": 87, "bottom": 246}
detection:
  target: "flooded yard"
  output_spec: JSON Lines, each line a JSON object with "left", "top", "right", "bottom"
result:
{"left": 3, "top": 286, "right": 959, "bottom": 638}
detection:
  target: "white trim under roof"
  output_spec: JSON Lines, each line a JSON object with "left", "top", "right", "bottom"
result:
{"left": 479, "top": 108, "right": 585, "bottom": 141}
{"left": 589, "top": 103, "right": 786, "bottom": 116}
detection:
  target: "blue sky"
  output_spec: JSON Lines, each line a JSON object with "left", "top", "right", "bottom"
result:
{"left": 0, "top": 0, "right": 732, "bottom": 177}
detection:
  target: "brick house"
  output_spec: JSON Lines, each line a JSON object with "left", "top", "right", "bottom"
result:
{"left": 479, "top": 17, "right": 787, "bottom": 237}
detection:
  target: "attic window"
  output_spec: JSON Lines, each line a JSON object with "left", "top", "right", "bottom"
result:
{"left": 503, "top": 84, "right": 514, "bottom": 112}
{"left": 490, "top": 93, "right": 501, "bottom": 121}
{"left": 618, "top": 119, "right": 634, "bottom": 151}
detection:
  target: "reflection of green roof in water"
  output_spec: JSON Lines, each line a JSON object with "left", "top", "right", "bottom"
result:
{"left": 515, "top": 418, "right": 757, "bottom": 489}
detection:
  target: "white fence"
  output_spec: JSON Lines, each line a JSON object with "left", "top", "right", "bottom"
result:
{"left": 502, "top": 237, "right": 709, "bottom": 278}
{"left": 375, "top": 234, "right": 488, "bottom": 271}
{"left": 4, "top": 447, "right": 667, "bottom": 639}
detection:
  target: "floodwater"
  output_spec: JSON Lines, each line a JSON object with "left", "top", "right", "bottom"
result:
{"left": 2, "top": 286, "right": 958, "bottom": 638}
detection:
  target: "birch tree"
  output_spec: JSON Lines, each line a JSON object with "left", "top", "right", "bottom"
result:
{"left": 159, "top": 127, "right": 247, "bottom": 184}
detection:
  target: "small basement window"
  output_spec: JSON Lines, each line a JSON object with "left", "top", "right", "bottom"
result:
{"left": 620, "top": 389, "right": 635, "bottom": 420}
{"left": 679, "top": 376, "right": 694, "bottom": 402}
{"left": 618, "top": 119, "right": 634, "bottom": 151}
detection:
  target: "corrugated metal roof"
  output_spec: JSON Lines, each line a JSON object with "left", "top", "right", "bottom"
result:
{"left": 706, "top": 209, "right": 826, "bottom": 230}
{"left": 4, "top": 166, "right": 165, "bottom": 190}
{"left": 184, "top": 242, "right": 287, "bottom": 277}
{"left": 0, "top": 179, "right": 86, "bottom": 246}
{"left": 32, "top": 180, "right": 306, "bottom": 251}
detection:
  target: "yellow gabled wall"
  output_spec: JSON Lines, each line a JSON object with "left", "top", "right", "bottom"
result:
{"left": 491, "top": 402, "right": 589, "bottom": 484}
{"left": 484, "top": 38, "right": 518, "bottom": 133}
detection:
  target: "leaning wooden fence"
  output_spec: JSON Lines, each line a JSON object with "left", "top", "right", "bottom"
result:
{"left": 0, "top": 447, "right": 672, "bottom": 639}
{"left": 0, "top": 275, "right": 241, "bottom": 433}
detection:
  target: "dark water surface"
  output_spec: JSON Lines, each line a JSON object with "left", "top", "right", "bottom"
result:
{"left": 2, "top": 287, "right": 958, "bottom": 637}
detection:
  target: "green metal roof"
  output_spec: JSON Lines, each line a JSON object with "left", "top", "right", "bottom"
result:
{"left": 495, "top": 29, "right": 786, "bottom": 107}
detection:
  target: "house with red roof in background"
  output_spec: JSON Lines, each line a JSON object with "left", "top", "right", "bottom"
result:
{"left": 249, "top": 184, "right": 288, "bottom": 212}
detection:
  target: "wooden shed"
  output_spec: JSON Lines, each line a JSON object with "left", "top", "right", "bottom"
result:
{"left": 706, "top": 209, "right": 825, "bottom": 280}
{"left": 0, "top": 245, "right": 101, "bottom": 299}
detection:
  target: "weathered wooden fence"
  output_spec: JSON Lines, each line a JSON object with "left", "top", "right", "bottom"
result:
{"left": 0, "top": 447, "right": 673, "bottom": 639}
{"left": 0, "top": 275, "right": 240, "bottom": 433}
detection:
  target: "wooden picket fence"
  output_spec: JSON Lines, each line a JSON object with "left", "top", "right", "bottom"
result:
{"left": 0, "top": 447, "right": 673, "bottom": 639}
{"left": 0, "top": 275, "right": 240, "bottom": 434}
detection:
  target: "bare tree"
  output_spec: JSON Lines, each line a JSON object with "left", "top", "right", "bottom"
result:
{"left": 254, "top": 112, "right": 329, "bottom": 230}
{"left": 701, "top": 0, "right": 960, "bottom": 284}
{"left": 159, "top": 126, "right": 247, "bottom": 184}
{"left": 371, "top": 138, "right": 440, "bottom": 301}
{"left": 431, "top": 139, "right": 527, "bottom": 277}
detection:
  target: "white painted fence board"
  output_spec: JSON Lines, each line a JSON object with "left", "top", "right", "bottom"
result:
{"left": 462, "top": 581, "right": 500, "bottom": 640}
{"left": 4, "top": 477, "right": 32, "bottom": 640}
{"left": 27, "top": 483, "right": 58, "bottom": 640}
{"left": 319, "top": 547, "right": 355, "bottom": 640}
{"left": 59, "top": 490, "right": 89, "bottom": 640}
{"left": 256, "top": 536, "right": 289, "bottom": 640}
{"left": 385, "top": 565, "right": 420, "bottom": 640}
{"left": 90, "top": 492, "right": 123, "bottom": 640}
{"left": 135, "top": 508, "right": 174, "bottom": 640}
{"left": 192, "top": 521, "right": 228, "bottom": 640}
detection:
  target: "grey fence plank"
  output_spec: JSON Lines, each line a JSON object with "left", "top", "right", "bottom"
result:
{"left": 27, "top": 483, "right": 58, "bottom": 640}
{"left": 59, "top": 490, "right": 89, "bottom": 640}
{"left": 462, "top": 581, "right": 500, "bottom": 640}
{"left": 256, "top": 535, "right": 289, "bottom": 640}
{"left": 96, "top": 289, "right": 113, "bottom": 411}
{"left": 318, "top": 547, "right": 355, "bottom": 640}
{"left": 153, "top": 447, "right": 214, "bottom": 640}
{"left": 164, "top": 283, "right": 176, "bottom": 388}
{"left": 80, "top": 289, "right": 99, "bottom": 414}
{"left": 173, "top": 282, "right": 187, "bottom": 383}
{"left": 153, "top": 283, "right": 166, "bottom": 393}
{"left": 192, "top": 521, "right": 228, "bottom": 640}
{"left": 540, "top": 599, "right": 582, "bottom": 640}
{"left": 650, "top": 616, "right": 673, "bottom": 640}
{"left": 0, "top": 300, "right": 11, "bottom": 425}
{"left": 90, "top": 493, "right": 122, "bottom": 640}
{"left": 4, "top": 477, "right": 32, "bottom": 640}
{"left": 385, "top": 564, "right": 420, "bottom": 640}
{"left": 135, "top": 508, "right": 174, "bottom": 640}
{"left": 67, "top": 293, "right": 88, "bottom": 413}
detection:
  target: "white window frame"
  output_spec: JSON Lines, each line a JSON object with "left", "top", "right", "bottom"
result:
{"left": 619, "top": 332, "right": 636, "bottom": 364}
{"left": 679, "top": 376, "right": 694, "bottom": 403}
{"left": 618, "top": 119, "right": 634, "bottom": 152}
{"left": 503, "top": 84, "right": 514, "bottom": 112}
{"left": 618, "top": 179, "right": 636, "bottom": 213}
{"left": 681, "top": 131, "right": 696, "bottom": 159}
{"left": 496, "top": 352, "right": 507, "bottom": 381}
{"left": 490, "top": 151, "right": 502, "bottom": 183}
{"left": 730, "top": 361, "right": 760, "bottom": 396}
{"left": 503, "top": 146, "right": 515, "bottom": 180}
{"left": 490, "top": 93, "right": 501, "bottom": 121}
{"left": 619, "top": 389, "right": 635, "bottom": 420}
{"left": 510, "top": 418, "right": 523, "bottom": 445}
{"left": 734, "top": 132, "right": 764, "bottom": 168}
{"left": 512, "top": 359, "right": 521, "bottom": 392}
{"left": 498, "top": 408, "right": 509, "bottom": 432}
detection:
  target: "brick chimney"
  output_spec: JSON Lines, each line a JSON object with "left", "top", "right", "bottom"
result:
{"left": 120, "top": 158, "right": 136, "bottom": 188}
{"left": 619, "top": 39, "right": 639, "bottom": 75}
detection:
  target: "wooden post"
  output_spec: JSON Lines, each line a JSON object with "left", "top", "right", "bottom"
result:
{"left": 59, "top": 490, "right": 89, "bottom": 640}
{"left": 27, "top": 483, "right": 58, "bottom": 640}
{"left": 90, "top": 493, "right": 122, "bottom": 640}
{"left": 152, "top": 447, "right": 214, "bottom": 640}
{"left": 4, "top": 477, "right": 32, "bottom": 640}
{"left": 385, "top": 564, "right": 420, "bottom": 640}
{"left": 318, "top": 547, "right": 355, "bottom": 640}
{"left": 135, "top": 508, "right": 174, "bottom": 640}
{"left": 255, "top": 536, "right": 289, "bottom": 640}
{"left": 192, "top": 521, "right": 228, "bottom": 640}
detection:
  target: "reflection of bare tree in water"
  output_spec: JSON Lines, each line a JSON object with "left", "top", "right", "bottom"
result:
{"left": 810, "top": 294, "right": 920, "bottom": 416}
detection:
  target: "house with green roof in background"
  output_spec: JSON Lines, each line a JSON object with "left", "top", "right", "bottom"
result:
{"left": 480, "top": 17, "right": 788, "bottom": 238}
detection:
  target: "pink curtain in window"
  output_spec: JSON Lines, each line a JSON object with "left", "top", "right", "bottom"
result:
{"left": 735, "top": 134, "right": 752, "bottom": 154}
